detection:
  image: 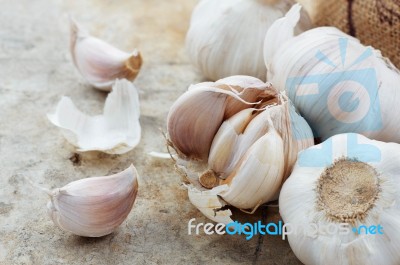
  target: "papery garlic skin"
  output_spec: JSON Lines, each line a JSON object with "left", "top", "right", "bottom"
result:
{"left": 167, "top": 76, "right": 274, "bottom": 160}
{"left": 70, "top": 19, "right": 142, "bottom": 91}
{"left": 264, "top": 4, "right": 400, "bottom": 143}
{"left": 186, "top": 0, "right": 311, "bottom": 81}
{"left": 48, "top": 79, "right": 141, "bottom": 154}
{"left": 47, "top": 165, "right": 139, "bottom": 237}
{"left": 187, "top": 184, "right": 234, "bottom": 224}
{"left": 280, "top": 133, "right": 400, "bottom": 265}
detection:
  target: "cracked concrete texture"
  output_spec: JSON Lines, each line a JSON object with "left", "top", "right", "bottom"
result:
{"left": 0, "top": 0, "right": 302, "bottom": 264}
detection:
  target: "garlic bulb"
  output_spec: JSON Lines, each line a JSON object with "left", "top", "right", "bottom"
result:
{"left": 70, "top": 18, "right": 142, "bottom": 91}
{"left": 48, "top": 79, "right": 141, "bottom": 154}
{"left": 186, "top": 0, "right": 311, "bottom": 81}
{"left": 264, "top": 4, "right": 400, "bottom": 143}
{"left": 47, "top": 165, "right": 139, "bottom": 237}
{"left": 280, "top": 133, "right": 400, "bottom": 265}
{"left": 167, "top": 76, "right": 314, "bottom": 223}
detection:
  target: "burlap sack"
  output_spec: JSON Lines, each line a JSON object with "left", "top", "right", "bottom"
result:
{"left": 298, "top": 0, "right": 400, "bottom": 68}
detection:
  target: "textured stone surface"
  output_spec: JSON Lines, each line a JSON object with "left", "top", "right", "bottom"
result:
{"left": 0, "top": 0, "right": 302, "bottom": 264}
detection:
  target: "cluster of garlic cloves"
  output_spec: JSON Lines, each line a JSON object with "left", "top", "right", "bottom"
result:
{"left": 167, "top": 75, "right": 275, "bottom": 160}
{"left": 70, "top": 18, "right": 142, "bottom": 91}
{"left": 167, "top": 76, "right": 314, "bottom": 223}
{"left": 47, "top": 165, "right": 139, "bottom": 237}
{"left": 264, "top": 4, "right": 400, "bottom": 143}
{"left": 280, "top": 133, "right": 400, "bottom": 265}
{"left": 48, "top": 79, "right": 141, "bottom": 154}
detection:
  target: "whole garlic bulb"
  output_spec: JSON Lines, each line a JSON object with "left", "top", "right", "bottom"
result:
{"left": 167, "top": 76, "right": 314, "bottom": 223}
{"left": 264, "top": 4, "right": 400, "bottom": 143}
{"left": 280, "top": 133, "right": 400, "bottom": 265}
{"left": 47, "top": 165, "right": 139, "bottom": 237}
{"left": 186, "top": 0, "right": 311, "bottom": 81}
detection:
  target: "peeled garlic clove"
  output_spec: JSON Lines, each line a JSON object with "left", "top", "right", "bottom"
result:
{"left": 264, "top": 4, "right": 400, "bottom": 143}
{"left": 47, "top": 165, "right": 139, "bottom": 237}
{"left": 70, "top": 18, "right": 142, "bottom": 91}
{"left": 186, "top": 0, "right": 311, "bottom": 81}
{"left": 48, "top": 79, "right": 141, "bottom": 154}
{"left": 167, "top": 76, "right": 272, "bottom": 160}
{"left": 280, "top": 133, "right": 400, "bottom": 265}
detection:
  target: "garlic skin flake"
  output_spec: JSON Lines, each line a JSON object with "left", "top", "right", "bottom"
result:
{"left": 47, "top": 165, "right": 139, "bottom": 237}
{"left": 186, "top": 0, "right": 311, "bottom": 81}
{"left": 48, "top": 79, "right": 141, "bottom": 154}
{"left": 280, "top": 133, "right": 400, "bottom": 265}
{"left": 264, "top": 4, "right": 400, "bottom": 143}
{"left": 187, "top": 184, "right": 234, "bottom": 224}
{"left": 70, "top": 19, "right": 142, "bottom": 91}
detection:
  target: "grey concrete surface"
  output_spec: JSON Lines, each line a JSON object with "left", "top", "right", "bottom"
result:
{"left": 0, "top": 0, "right": 302, "bottom": 264}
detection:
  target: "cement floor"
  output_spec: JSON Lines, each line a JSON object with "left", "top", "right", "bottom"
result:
{"left": 0, "top": 0, "right": 302, "bottom": 264}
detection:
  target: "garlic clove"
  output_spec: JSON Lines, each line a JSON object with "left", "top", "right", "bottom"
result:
{"left": 208, "top": 108, "right": 255, "bottom": 176}
{"left": 167, "top": 76, "right": 273, "bottom": 160}
{"left": 47, "top": 165, "right": 139, "bottom": 237}
{"left": 167, "top": 88, "right": 227, "bottom": 160}
{"left": 70, "top": 18, "right": 142, "bottom": 91}
{"left": 187, "top": 184, "right": 234, "bottom": 224}
{"left": 219, "top": 128, "right": 285, "bottom": 210}
{"left": 48, "top": 79, "right": 141, "bottom": 154}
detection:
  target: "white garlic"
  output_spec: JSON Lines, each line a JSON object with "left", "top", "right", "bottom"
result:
{"left": 70, "top": 18, "right": 142, "bottom": 91}
{"left": 168, "top": 77, "right": 314, "bottom": 223}
{"left": 264, "top": 4, "right": 400, "bottom": 143}
{"left": 186, "top": 0, "right": 311, "bottom": 81}
{"left": 280, "top": 133, "right": 400, "bottom": 265}
{"left": 48, "top": 79, "right": 141, "bottom": 154}
{"left": 167, "top": 75, "right": 274, "bottom": 160}
{"left": 47, "top": 165, "right": 139, "bottom": 237}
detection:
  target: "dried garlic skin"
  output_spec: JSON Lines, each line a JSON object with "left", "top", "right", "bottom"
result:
{"left": 280, "top": 133, "right": 400, "bottom": 265}
{"left": 47, "top": 165, "right": 139, "bottom": 237}
{"left": 48, "top": 79, "right": 141, "bottom": 154}
{"left": 70, "top": 18, "right": 142, "bottom": 91}
{"left": 264, "top": 4, "right": 400, "bottom": 143}
{"left": 186, "top": 0, "right": 311, "bottom": 81}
